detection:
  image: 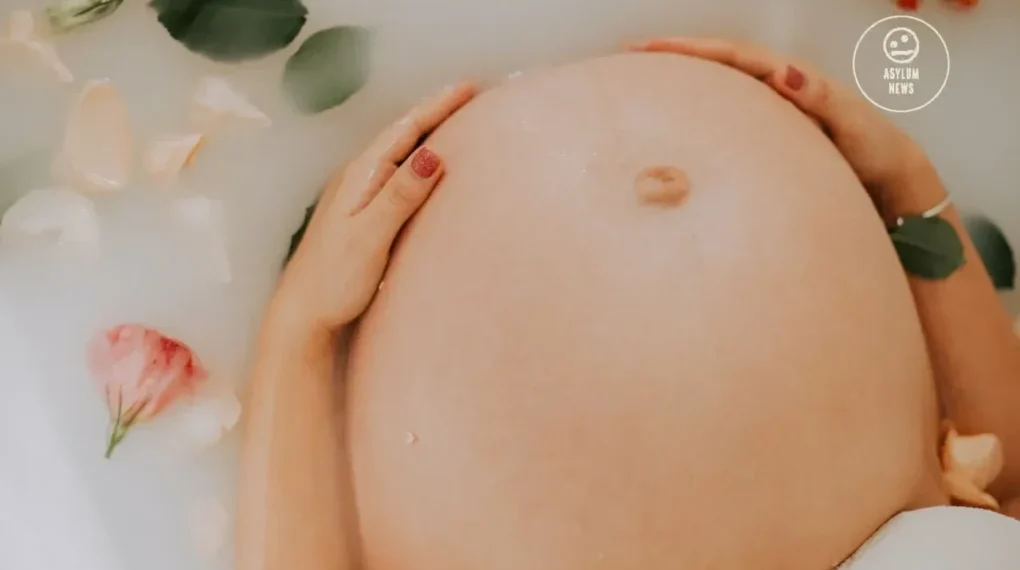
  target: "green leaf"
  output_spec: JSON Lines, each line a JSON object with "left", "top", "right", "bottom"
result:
{"left": 285, "top": 200, "right": 316, "bottom": 263}
{"left": 282, "top": 26, "right": 372, "bottom": 114}
{"left": 46, "top": 0, "right": 124, "bottom": 32}
{"left": 889, "top": 215, "right": 965, "bottom": 280}
{"left": 964, "top": 215, "right": 1016, "bottom": 290}
{"left": 149, "top": 0, "right": 308, "bottom": 62}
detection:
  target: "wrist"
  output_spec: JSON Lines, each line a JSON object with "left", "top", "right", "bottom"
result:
{"left": 873, "top": 148, "right": 947, "bottom": 226}
{"left": 263, "top": 292, "right": 334, "bottom": 349}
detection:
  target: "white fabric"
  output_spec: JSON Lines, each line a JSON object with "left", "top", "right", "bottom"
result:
{"left": 840, "top": 506, "right": 1020, "bottom": 570}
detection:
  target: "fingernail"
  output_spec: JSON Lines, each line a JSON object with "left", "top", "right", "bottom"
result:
{"left": 411, "top": 147, "right": 440, "bottom": 179}
{"left": 785, "top": 65, "right": 805, "bottom": 91}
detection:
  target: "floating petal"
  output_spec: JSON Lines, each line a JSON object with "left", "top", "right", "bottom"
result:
{"left": 64, "top": 80, "right": 133, "bottom": 192}
{"left": 143, "top": 133, "right": 205, "bottom": 188}
{"left": 174, "top": 380, "right": 241, "bottom": 449}
{"left": 7, "top": 10, "right": 34, "bottom": 40}
{"left": 941, "top": 425, "right": 1003, "bottom": 491}
{"left": 175, "top": 195, "right": 232, "bottom": 283}
{"left": 188, "top": 498, "right": 229, "bottom": 558}
{"left": 1, "top": 10, "right": 73, "bottom": 82}
{"left": 0, "top": 187, "right": 98, "bottom": 244}
{"left": 86, "top": 324, "right": 207, "bottom": 457}
{"left": 943, "top": 470, "right": 999, "bottom": 510}
{"left": 191, "top": 76, "right": 270, "bottom": 131}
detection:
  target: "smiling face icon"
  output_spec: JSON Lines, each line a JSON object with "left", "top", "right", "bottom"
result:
{"left": 883, "top": 27, "right": 920, "bottom": 64}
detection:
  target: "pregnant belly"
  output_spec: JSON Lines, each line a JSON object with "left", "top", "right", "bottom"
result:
{"left": 346, "top": 53, "right": 942, "bottom": 570}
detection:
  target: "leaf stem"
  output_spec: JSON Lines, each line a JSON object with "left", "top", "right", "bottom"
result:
{"left": 104, "top": 390, "right": 129, "bottom": 459}
{"left": 104, "top": 420, "right": 127, "bottom": 459}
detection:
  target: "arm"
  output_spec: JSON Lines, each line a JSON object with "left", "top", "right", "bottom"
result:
{"left": 235, "top": 82, "right": 477, "bottom": 570}
{"left": 236, "top": 316, "right": 349, "bottom": 570}
{"left": 882, "top": 155, "right": 1020, "bottom": 503}
{"left": 631, "top": 38, "right": 1020, "bottom": 505}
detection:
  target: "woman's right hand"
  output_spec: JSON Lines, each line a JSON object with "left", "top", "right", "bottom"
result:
{"left": 628, "top": 38, "right": 932, "bottom": 214}
{"left": 274, "top": 82, "right": 477, "bottom": 333}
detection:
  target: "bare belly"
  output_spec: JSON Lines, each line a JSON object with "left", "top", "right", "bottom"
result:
{"left": 345, "top": 53, "right": 944, "bottom": 570}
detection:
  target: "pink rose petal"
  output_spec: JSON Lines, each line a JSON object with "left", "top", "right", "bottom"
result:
{"left": 86, "top": 324, "right": 207, "bottom": 457}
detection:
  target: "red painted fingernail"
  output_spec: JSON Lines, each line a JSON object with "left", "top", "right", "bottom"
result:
{"left": 785, "top": 65, "right": 805, "bottom": 91}
{"left": 411, "top": 147, "right": 440, "bottom": 179}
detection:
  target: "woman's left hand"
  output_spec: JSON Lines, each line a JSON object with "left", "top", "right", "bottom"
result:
{"left": 274, "top": 82, "right": 477, "bottom": 333}
{"left": 626, "top": 37, "right": 927, "bottom": 214}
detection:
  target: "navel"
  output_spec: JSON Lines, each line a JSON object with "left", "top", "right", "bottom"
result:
{"left": 635, "top": 165, "right": 689, "bottom": 206}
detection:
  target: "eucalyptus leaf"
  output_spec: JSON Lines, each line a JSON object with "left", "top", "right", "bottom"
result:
{"left": 964, "top": 215, "right": 1016, "bottom": 290}
{"left": 889, "top": 215, "right": 965, "bottom": 280}
{"left": 282, "top": 26, "right": 372, "bottom": 114}
{"left": 46, "top": 0, "right": 124, "bottom": 32}
{"left": 149, "top": 0, "right": 307, "bottom": 62}
{"left": 285, "top": 200, "right": 316, "bottom": 263}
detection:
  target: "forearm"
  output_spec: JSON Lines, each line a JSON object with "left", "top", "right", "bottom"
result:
{"left": 882, "top": 153, "right": 1020, "bottom": 501}
{"left": 236, "top": 306, "right": 353, "bottom": 570}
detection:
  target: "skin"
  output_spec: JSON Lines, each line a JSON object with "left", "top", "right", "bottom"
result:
{"left": 235, "top": 82, "right": 477, "bottom": 570}
{"left": 631, "top": 36, "right": 1020, "bottom": 505}
{"left": 236, "top": 43, "right": 1020, "bottom": 570}
{"left": 345, "top": 53, "right": 937, "bottom": 570}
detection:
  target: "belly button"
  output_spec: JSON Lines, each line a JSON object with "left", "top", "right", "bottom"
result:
{"left": 635, "top": 165, "right": 689, "bottom": 206}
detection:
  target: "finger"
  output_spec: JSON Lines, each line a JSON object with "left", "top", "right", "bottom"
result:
{"left": 357, "top": 146, "right": 444, "bottom": 245}
{"left": 767, "top": 62, "right": 870, "bottom": 136}
{"left": 629, "top": 37, "right": 781, "bottom": 80}
{"left": 347, "top": 162, "right": 398, "bottom": 216}
{"left": 368, "top": 81, "right": 476, "bottom": 164}
{"left": 341, "top": 82, "right": 475, "bottom": 200}
{"left": 633, "top": 37, "right": 855, "bottom": 133}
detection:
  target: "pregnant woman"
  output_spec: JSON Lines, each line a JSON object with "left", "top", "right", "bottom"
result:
{"left": 236, "top": 39, "right": 1020, "bottom": 570}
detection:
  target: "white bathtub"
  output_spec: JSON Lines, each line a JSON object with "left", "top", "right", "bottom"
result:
{"left": 2, "top": 0, "right": 1020, "bottom": 569}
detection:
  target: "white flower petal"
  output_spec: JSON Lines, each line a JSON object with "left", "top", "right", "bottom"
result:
{"left": 0, "top": 187, "right": 98, "bottom": 244}
{"left": 1, "top": 10, "right": 73, "bottom": 82}
{"left": 143, "top": 133, "right": 205, "bottom": 188}
{"left": 64, "top": 80, "right": 133, "bottom": 192}
{"left": 211, "top": 388, "right": 241, "bottom": 431}
{"left": 188, "top": 498, "right": 229, "bottom": 558}
{"left": 174, "top": 195, "right": 232, "bottom": 282}
{"left": 174, "top": 380, "right": 241, "bottom": 449}
{"left": 7, "top": 10, "right": 34, "bottom": 41}
{"left": 25, "top": 40, "right": 73, "bottom": 82}
{"left": 191, "top": 76, "right": 271, "bottom": 131}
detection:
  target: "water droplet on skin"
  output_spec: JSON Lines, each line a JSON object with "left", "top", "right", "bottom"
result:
{"left": 405, "top": 431, "right": 418, "bottom": 445}
{"left": 635, "top": 165, "right": 689, "bottom": 206}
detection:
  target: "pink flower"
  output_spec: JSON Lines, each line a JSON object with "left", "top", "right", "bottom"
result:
{"left": 86, "top": 324, "right": 207, "bottom": 458}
